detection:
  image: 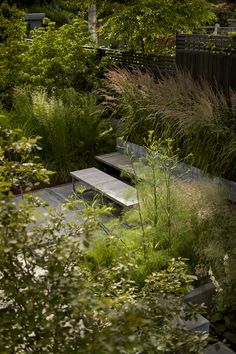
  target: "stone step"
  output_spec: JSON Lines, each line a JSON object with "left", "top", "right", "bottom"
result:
{"left": 205, "top": 342, "right": 235, "bottom": 354}
{"left": 70, "top": 167, "right": 138, "bottom": 208}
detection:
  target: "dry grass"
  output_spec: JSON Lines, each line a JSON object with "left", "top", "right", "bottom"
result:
{"left": 104, "top": 68, "right": 236, "bottom": 179}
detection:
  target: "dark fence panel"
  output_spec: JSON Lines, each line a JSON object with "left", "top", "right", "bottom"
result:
{"left": 231, "top": 55, "right": 236, "bottom": 90}
{"left": 176, "top": 34, "right": 236, "bottom": 95}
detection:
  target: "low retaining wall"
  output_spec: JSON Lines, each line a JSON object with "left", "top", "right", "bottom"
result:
{"left": 183, "top": 283, "right": 215, "bottom": 308}
{"left": 117, "top": 138, "right": 236, "bottom": 202}
{"left": 205, "top": 342, "right": 235, "bottom": 354}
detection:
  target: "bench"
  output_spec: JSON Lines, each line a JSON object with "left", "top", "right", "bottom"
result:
{"left": 70, "top": 167, "right": 138, "bottom": 208}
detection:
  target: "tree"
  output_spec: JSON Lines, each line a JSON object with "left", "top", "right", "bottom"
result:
{"left": 102, "top": 0, "right": 215, "bottom": 53}
{"left": 81, "top": 0, "right": 215, "bottom": 53}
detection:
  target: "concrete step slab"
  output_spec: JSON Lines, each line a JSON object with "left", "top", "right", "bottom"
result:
{"left": 205, "top": 342, "right": 235, "bottom": 354}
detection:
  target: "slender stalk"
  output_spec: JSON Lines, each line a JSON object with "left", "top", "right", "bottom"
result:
{"left": 132, "top": 166, "right": 147, "bottom": 259}
{"left": 130, "top": 154, "right": 147, "bottom": 259}
{"left": 136, "top": 185, "right": 147, "bottom": 259}
{"left": 151, "top": 157, "right": 158, "bottom": 250}
{"left": 165, "top": 162, "right": 172, "bottom": 254}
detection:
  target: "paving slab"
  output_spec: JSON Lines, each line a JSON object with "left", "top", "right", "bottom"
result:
{"left": 14, "top": 183, "right": 83, "bottom": 224}
{"left": 14, "top": 182, "right": 119, "bottom": 225}
{"left": 183, "top": 283, "right": 215, "bottom": 308}
{"left": 205, "top": 342, "right": 235, "bottom": 354}
{"left": 176, "top": 313, "right": 209, "bottom": 332}
{"left": 36, "top": 183, "right": 84, "bottom": 223}
{"left": 46, "top": 183, "right": 74, "bottom": 201}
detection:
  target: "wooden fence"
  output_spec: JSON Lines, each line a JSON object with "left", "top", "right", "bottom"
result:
{"left": 176, "top": 34, "right": 236, "bottom": 95}
{"left": 176, "top": 33, "right": 236, "bottom": 54}
{"left": 193, "top": 26, "right": 236, "bottom": 35}
{"left": 83, "top": 46, "right": 176, "bottom": 76}
{"left": 84, "top": 37, "right": 236, "bottom": 95}
{"left": 97, "top": 47, "right": 176, "bottom": 74}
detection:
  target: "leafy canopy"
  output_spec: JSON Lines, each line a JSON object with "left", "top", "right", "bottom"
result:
{"left": 82, "top": 0, "right": 215, "bottom": 53}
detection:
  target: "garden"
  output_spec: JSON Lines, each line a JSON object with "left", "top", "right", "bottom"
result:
{"left": 1, "top": 0, "right": 236, "bottom": 353}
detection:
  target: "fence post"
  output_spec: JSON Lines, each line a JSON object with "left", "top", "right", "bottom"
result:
{"left": 213, "top": 23, "right": 220, "bottom": 35}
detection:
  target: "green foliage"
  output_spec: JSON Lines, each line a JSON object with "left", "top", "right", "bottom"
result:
{"left": 89, "top": 135, "right": 231, "bottom": 289}
{"left": 90, "top": 258, "right": 208, "bottom": 354}
{"left": 0, "top": 128, "right": 99, "bottom": 353}
{"left": 117, "top": 134, "right": 205, "bottom": 267}
{"left": 0, "top": 128, "right": 208, "bottom": 353}
{"left": 197, "top": 201, "right": 236, "bottom": 334}
{"left": 117, "top": 132, "right": 236, "bottom": 336}
{"left": 0, "top": 127, "right": 53, "bottom": 193}
{"left": 3, "top": 88, "right": 114, "bottom": 181}
{"left": 97, "top": 0, "right": 215, "bottom": 53}
{"left": 20, "top": 18, "right": 100, "bottom": 92}
{"left": 104, "top": 68, "right": 236, "bottom": 180}
{"left": 0, "top": 2, "right": 26, "bottom": 106}
{"left": 87, "top": 235, "right": 117, "bottom": 267}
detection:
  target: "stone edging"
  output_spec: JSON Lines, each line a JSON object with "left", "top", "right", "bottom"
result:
{"left": 116, "top": 138, "right": 236, "bottom": 202}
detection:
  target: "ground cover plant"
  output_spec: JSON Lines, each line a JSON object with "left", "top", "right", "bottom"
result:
{"left": 0, "top": 127, "right": 210, "bottom": 353}
{"left": 104, "top": 68, "right": 236, "bottom": 181}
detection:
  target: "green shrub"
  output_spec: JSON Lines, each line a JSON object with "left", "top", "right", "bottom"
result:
{"left": 3, "top": 87, "right": 114, "bottom": 181}
{"left": 128, "top": 249, "right": 169, "bottom": 287}
{"left": 197, "top": 199, "right": 236, "bottom": 334}
{"left": 20, "top": 18, "right": 100, "bottom": 92}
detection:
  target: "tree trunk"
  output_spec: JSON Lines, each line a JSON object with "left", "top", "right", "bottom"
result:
{"left": 88, "top": 3, "right": 98, "bottom": 43}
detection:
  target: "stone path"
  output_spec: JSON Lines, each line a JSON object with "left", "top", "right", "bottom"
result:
{"left": 14, "top": 183, "right": 84, "bottom": 224}
{"left": 14, "top": 182, "right": 119, "bottom": 225}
